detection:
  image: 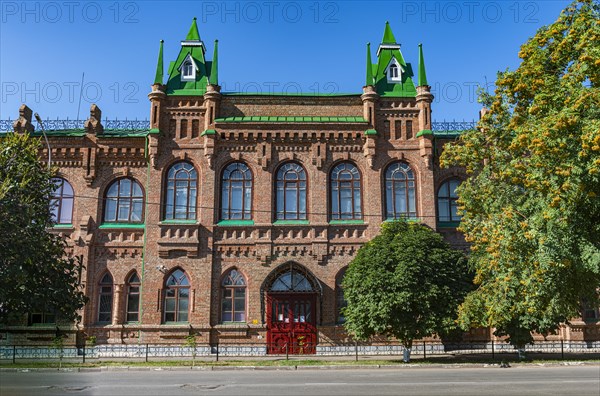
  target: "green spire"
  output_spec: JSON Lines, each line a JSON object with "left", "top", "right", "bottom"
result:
{"left": 418, "top": 43, "right": 428, "bottom": 86}
{"left": 154, "top": 40, "right": 164, "bottom": 84}
{"left": 365, "top": 42, "right": 373, "bottom": 86}
{"left": 186, "top": 17, "right": 200, "bottom": 41}
{"left": 209, "top": 40, "right": 218, "bottom": 85}
{"left": 382, "top": 21, "right": 397, "bottom": 44}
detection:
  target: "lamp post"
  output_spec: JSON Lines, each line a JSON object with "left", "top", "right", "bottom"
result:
{"left": 34, "top": 112, "right": 51, "bottom": 170}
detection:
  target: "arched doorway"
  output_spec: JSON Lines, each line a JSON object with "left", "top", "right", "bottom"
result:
{"left": 262, "top": 263, "right": 321, "bottom": 354}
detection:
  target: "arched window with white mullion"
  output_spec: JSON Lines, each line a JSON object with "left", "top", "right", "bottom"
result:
{"left": 276, "top": 162, "right": 307, "bottom": 221}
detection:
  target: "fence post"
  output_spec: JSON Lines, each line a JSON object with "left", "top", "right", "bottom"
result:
{"left": 561, "top": 339, "right": 564, "bottom": 360}
{"left": 491, "top": 340, "right": 495, "bottom": 359}
{"left": 216, "top": 343, "right": 219, "bottom": 362}
{"left": 423, "top": 341, "right": 426, "bottom": 360}
{"left": 13, "top": 345, "right": 16, "bottom": 364}
{"left": 355, "top": 340, "right": 358, "bottom": 362}
{"left": 82, "top": 344, "right": 86, "bottom": 364}
{"left": 285, "top": 342, "right": 289, "bottom": 361}
{"left": 145, "top": 344, "right": 149, "bottom": 363}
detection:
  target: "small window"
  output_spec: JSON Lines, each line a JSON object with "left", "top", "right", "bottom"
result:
{"left": 183, "top": 61, "right": 194, "bottom": 77}
{"left": 438, "top": 179, "right": 462, "bottom": 223}
{"left": 98, "top": 273, "right": 113, "bottom": 323}
{"left": 221, "top": 269, "right": 246, "bottom": 322}
{"left": 389, "top": 64, "right": 399, "bottom": 79}
{"left": 50, "top": 178, "right": 74, "bottom": 224}
{"left": 104, "top": 178, "right": 144, "bottom": 223}
{"left": 582, "top": 299, "right": 599, "bottom": 322}
{"left": 29, "top": 312, "right": 56, "bottom": 326}
{"left": 126, "top": 272, "right": 141, "bottom": 322}
{"left": 163, "top": 269, "right": 190, "bottom": 323}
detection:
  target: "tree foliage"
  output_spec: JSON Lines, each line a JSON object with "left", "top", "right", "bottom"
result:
{"left": 342, "top": 221, "right": 471, "bottom": 349}
{"left": 0, "top": 132, "right": 87, "bottom": 324}
{"left": 441, "top": 0, "right": 600, "bottom": 346}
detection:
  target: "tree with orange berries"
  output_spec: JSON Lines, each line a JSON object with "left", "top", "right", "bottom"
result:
{"left": 441, "top": 0, "right": 600, "bottom": 349}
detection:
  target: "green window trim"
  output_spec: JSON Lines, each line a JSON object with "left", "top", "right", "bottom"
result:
{"left": 160, "top": 220, "right": 198, "bottom": 225}
{"left": 217, "top": 219, "right": 255, "bottom": 226}
{"left": 273, "top": 220, "right": 310, "bottom": 225}
{"left": 437, "top": 221, "right": 461, "bottom": 228}
{"left": 161, "top": 322, "right": 190, "bottom": 326}
{"left": 329, "top": 220, "right": 365, "bottom": 225}
{"left": 52, "top": 223, "right": 74, "bottom": 228}
{"left": 99, "top": 223, "right": 146, "bottom": 229}
{"left": 416, "top": 129, "right": 433, "bottom": 138}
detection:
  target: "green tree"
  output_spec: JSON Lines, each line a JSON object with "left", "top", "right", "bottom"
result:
{"left": 342, "top": 221, "right": 471, "bottom": 362}
{"left": 441, "top": 0, "right": 600, "bottom": 348}
{"left": 0, "top": 132, "right": 87, "bottom": 324}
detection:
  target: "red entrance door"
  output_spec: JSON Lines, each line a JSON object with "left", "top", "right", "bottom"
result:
{"left": 266, "top": 293, "right": 317, "bottom": 354}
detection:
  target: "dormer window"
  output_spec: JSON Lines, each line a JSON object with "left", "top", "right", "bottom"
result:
{"left": 183, "top": 61, "right": 193, "bottom": 78}
{"left": 180, "top": 54, "right": 197, "bottom": 82}
{"left": 386, "top": 58, "right": 403, "bottom": 83}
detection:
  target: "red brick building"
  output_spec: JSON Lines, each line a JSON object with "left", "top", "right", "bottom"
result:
{"left": 3, "top": 20, "right": 597, "bottom": 351}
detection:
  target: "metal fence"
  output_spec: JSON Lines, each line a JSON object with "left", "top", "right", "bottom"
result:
{"left": 1, "top": 340, "right": 598, "bottom": 363}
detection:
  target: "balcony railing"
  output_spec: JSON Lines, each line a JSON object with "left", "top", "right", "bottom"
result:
{"left": 0, "top": 118, "right": 150, "bottom": 132}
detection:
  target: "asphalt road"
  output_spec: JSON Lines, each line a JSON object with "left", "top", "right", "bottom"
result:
{"left": 1, "top": 365, "right": 599, "bottom": 396}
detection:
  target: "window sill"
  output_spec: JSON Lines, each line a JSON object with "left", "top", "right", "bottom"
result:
{"left": 161, "top": 322, "right": 190, "bottom": 326}
{"left": 273, "top": 220, "right": 309, "bottom": 225}
{"left": 99, "top": 223, "right": 145, "bottom": 229}
{"left": 160, "top": 220, "right": 198, "bottom": 225}
{"left": 329, "top": 220, "right": 364, "bottom": 225}
{"left": 217, "top": 220, "right": 254, "bottom": 226}
{"left": 52, "top": 223, "right": 74, "bottom": 229}
{"left": 437, "top": 221, "right": 461, "bottom": 228}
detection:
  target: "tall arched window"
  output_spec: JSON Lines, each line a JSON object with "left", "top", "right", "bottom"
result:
{"left": 336, "top": 268, "right": 347, "bottom": 324}
{"left": 438, "top": 179, "right": 461, "bottom": 222}
{"left": 385, "top": 162, "right": 416, "bottom": 220}
{"left": 330, "top": 163, "right": 362, "bottom": 220}
{"left": 164, "top": 162, "right": 198, "bottom": 220}
{"left": 221, "top": 269, "right": 246, "bottom": 322}
{"left": 276, "top": 162, "right": 307, "bottom": 220}
{"left": 126, "top": 272, "right": 141, "bottom": 322}
{"left": 164, "top": 269, "right": 190, "bottom": 323}
{"left": 104, "top": 178, "right": 144, "bottom": 223}
{"left": 389, "top": 63, "right": 399, "bottom": 78}
{"left": 50, "top": 178, "right": 74, "bottom": 224}
{"left": 183, "top": 61, "right": 194, "bottom": 78}
{"left": 98, "top": 273, "right": 113, "bottom": 323}
{"left": 221, "top": 162, "right": 253, "bottom": 220}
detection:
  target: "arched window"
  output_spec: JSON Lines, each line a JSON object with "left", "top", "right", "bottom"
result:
{"left": 126, "top": 272, "right": 141, "bottom": 322}
{"left": 385, "top": 162, "right": 416, "bottom": 220}
{"left": 276, "top": 162, "right": 307, "bottom": 220}
{"left": 221, "top": 269, "right": 246, "bottom": 322}
{"left": 50, "top": 178, "right": 74, "bottom": 224}
{"left": 438, "top": 179, "right": 461, "bottom": 222}
{"left": 104, "top": 178, "right": 144, "bottom": 223}
{"left": 98, "top": 273, "right": 113, "bottom": 323}
{"left": 165, "top": 162, "right": 198, "bottom": 220}
{"left": 271, "top": 269, "right": 314, "bottom": 292}
{"left": 330, "top": 163, "right": 362, "bottom": 220}
{"left": 221, "top": 162, "right": 252, "bottom": 220}
{"left": 164, "top": 269, "right": 190, "bottom": 323}
{"left": 336, "top": 268, "right": 347, "bottom": 324}
{"left": 389, "top": 63, "right": 399, "bottom": 78}
{"left": 183, "top": 61, "right": 194, "bottom": 77}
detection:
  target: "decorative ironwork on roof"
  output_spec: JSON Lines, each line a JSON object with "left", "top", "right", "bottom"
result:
{"left": 0, "top": 118, "right": 150, "bottom": 133}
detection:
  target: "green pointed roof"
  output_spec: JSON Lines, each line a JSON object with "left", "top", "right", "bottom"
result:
{"left": 418, "top": 43, "right": 428, "bottom": 86}
{"left": 186, "top": 17, "right": 200, "bottom": 41}
{"left": 166, "top": 18, "right": 216, "bottom": 95}
{"left": 372, "top": 22, "right": 416, "bottom": 98}
{"left": 209, "top": 40, "right": 218, "bottom": 85}
{"left": 365, "top": 43, "right": 373, "bottom": 86}
{"left": 381, "top": 21, "right": 396, "bottom": 44}
{"left": 153, "top": 40, "right": 164, "bottom": 85}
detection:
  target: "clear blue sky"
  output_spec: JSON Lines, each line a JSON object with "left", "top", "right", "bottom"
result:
{"left": 0, "top": 0, "right": 570, "bottom": 122}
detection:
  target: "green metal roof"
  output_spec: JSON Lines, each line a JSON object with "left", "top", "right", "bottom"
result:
{"left": 209, "top": 40, "right": 218, "bottom": 85}
{"left": 416, "top": 129, "right": 433, "bottom": 137}
{"left": 221, "top": 92, "right": 361, "bottom": 97}
{"left": 365, "top": 42, "right": 374, "bottom": 86}
{"left": 214, "top": 116, "right": 368, "bottom": 123}
{"left": 372, "top": 22, "right": 417, "bottom": 98}
{"left": 418, "top": 44, "right": 428, "bottom": 87}
{"left": 432, "top": 130, "right": 467, "bottom": 138}
{"left": 154, "top": 40, "right": 164, "bottom": 85}
{"left": 186, "top": 17, "right": 200, "bottom": 41}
